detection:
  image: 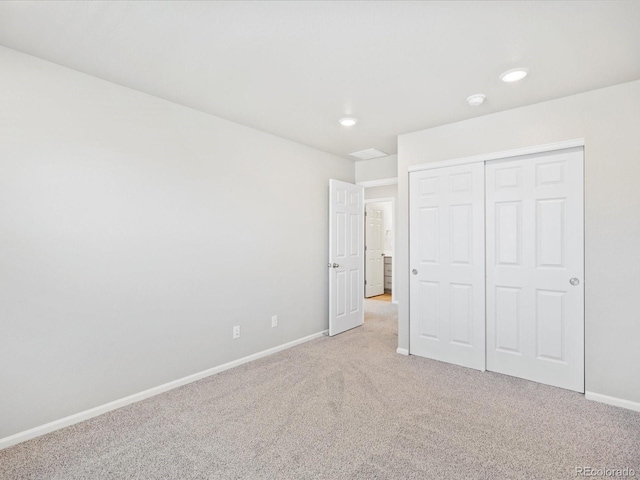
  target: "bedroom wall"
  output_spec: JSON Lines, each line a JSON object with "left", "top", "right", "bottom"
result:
{"left": 355, "top": 154, "right": 397, "bottom": 183}
{"left": 0, "top": 46, "right": 354, "bottom": 439}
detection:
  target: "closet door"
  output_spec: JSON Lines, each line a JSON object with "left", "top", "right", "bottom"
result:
{"left": 409, "top": 163, "right": 485, "bottom": 370}
{"left": 485, "top": 147, "right": 584, "bottom": 392}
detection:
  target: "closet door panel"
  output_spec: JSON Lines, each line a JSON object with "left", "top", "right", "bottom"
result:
{"left": 486, "top": 147, "right": 584, "bottom": 392}
{"left": 409, "top": 163, "right": 485, "bottom": 371}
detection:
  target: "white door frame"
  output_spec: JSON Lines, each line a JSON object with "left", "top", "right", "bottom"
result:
{"left": 408, "top": 139, "right": 585, "bottom": 173}
{"left": 364, "top": 197, "right": 396, "bottom": 304}
{"left": 407, "top": 138, "right": 585, "bottom": 376}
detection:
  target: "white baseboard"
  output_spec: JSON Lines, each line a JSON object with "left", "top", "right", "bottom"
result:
{"left": 396, "top": 348, "right": 409, "bottom": 355}
{"left": 392, "top": 300, "right": 398, "bottom": 305}
{"left": 0, "top": 330, "right": 328, "bottom": 451}
{"left": 585, "top": 391, "right": 640, "bottom": 413}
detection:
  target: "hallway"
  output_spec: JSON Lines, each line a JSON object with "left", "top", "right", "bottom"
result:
{"left": 364, "top": 293, "right": 397, "bottom": 341}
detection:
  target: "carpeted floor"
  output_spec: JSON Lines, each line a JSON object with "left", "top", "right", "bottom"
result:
{"left": 2, "top": 298, "right": 639, "bottom": 479}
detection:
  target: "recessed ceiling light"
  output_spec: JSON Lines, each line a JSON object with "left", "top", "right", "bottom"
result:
{"left": 339, "top": 117, "right": 357, "bottom": 127}
{"left": 466, "top": 94, "right": 486, "bottom": 106}
{"left": 500, "top": 68, "right": 529, "bottom": 83}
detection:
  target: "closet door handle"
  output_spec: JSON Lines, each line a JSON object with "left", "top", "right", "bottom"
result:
{"left": 412, "top": 269, "right": 418, "bottom": 275}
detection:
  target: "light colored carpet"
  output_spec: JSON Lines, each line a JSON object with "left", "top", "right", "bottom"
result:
{"left": 2, "top": 299, "right": 639, "bottom": 479}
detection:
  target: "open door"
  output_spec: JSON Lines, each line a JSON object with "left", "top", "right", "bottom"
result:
{"left": 365, "top": 203, "right": 385, "bottom": 297}
{"left": 328, "top": 179, "right": 364, "bottom": 336}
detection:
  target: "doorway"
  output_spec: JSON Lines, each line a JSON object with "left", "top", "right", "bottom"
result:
{"left": 364, "top": 197, "right": 395, "bottom": 304}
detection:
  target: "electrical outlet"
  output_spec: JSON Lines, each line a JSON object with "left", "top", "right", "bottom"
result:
{"left": 271, "top": 315, "right": 278, "bottom": 328}
{"left": 233, "top": 325, "right": 240, "bottom": 339}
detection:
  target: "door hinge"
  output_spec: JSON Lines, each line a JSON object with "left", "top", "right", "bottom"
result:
{"left": 365, "top": 245, "right": 367, "bottom": 250}
{"left": 365, "top": 280, "right": 367, "bottom": 285}
{"left": 364, "top": 211, "right": 367, "bottom": 216}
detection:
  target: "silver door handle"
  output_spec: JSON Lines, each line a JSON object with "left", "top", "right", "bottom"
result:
{"left": 412, "top": 269, "right": 418, "bottom": 275}
{"left": 569, "top": 278, "right": 580, "bottom": 286}
{"left": 333, "top": 263, "right": 340, "bottom": 268}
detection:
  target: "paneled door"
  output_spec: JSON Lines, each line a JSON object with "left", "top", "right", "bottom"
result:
{"left": 328, "top": 180, "right": 364, "bottom": 336}
{"left": 485, "top": 147, "right": 584, "bottom": 392}
{"left": 365, "top": 203, "right": 385, "bottom": 297}
{"left": 409, "top": 163, "right": 486, "bottom": 370}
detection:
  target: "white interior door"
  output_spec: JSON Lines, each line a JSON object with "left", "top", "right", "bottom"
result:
{"left": 485, "top": 147, "right": 584, "bottom": 392}
{"left": 409, "top": 163, "right": 485, "bottom": 370}
{"left": 365, "top": 203, "right": 384, "bottom": 297}
{"left": 329, "top": 179, "right": 364, "bottom": 336}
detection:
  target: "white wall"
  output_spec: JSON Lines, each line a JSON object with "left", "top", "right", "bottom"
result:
{"left": 397, "top": 80, "right": 640, "bottom": 404}
{"left": 355, "top": 154, "right": 398, "bottom": 183}
{"left": 364, "top": 183, "right": 398, "bottom": 201}
{"left": 0, "top": 46, "right": 354, "bottom": 439}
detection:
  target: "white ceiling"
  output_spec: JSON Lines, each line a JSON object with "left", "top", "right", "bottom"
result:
{"left": 1, "top": 1, "right": 639, "bottom": 159}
